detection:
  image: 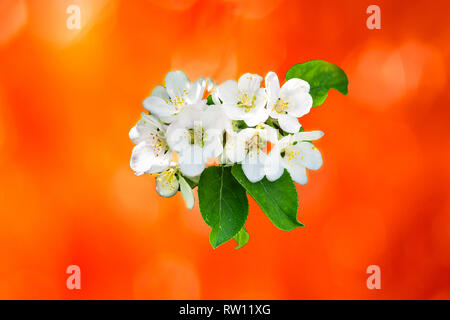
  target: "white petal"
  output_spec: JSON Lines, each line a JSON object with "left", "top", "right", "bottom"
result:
{"left": 242, "top": 151, "right": 266, "bottom": 183}
{"left": 225, "top": 135, "right": 246, "bottom": 163}
{"left": 244, "top": 106, "right": 270, "bottom": 127}
{"left": 152, "top": 85, "right": 170, "bottom": 100}
{"left": 203, "top": 133, "right": 223, "bottom": 159}
{"left": 179, "top": 145, "right": 207, "bottom": 177}
{"left": 211, "top": 89, "right": 221, "bottom": 105}
{"left": 254, "top": 87, "right": 267, "bottom": 108}
{"left": 294, "top": 130, "right": 324, "bottom": 141}
{"left": 265, "top": 147, "right": 284, "bottom": 181}
{"left": 130, "top": 140, "right": 169, "bottom": 175}
{"left": 141, "top": 113, "right": 164, "bottom": 130}
{"left": 276, "top": 135, "right": 293, "bottom": 150}
{"left": 286, "top": 165, "right": 308, "bottom": 185}
{"left": 238, "top": 73, "right": 263, "bottom": 96}
{"left": 217, "top": 80, "right": 238, "bottom": 105}
{"left": 165, "top": 70, "right": 190, "bottom": 100}
{"left": 186, "top": 78, "right": 206, "bottom": 104}
{"left": 261, "top": 124, "right": 279, "bottom": 144}
{"left": 278, "top": 114, "right": 301, "bottom": 133}
{"left": 206, "top": 78, "right": 215, "bottom": 91}
{"left": 179, "top": 176, "right": 195, "bottom": 209}
{"left": 286, "top": 92, "right": 313, "bottom": 118}
{"left": 156, "top": 169, "right": 179, "bottom": 197}
{"left": 145, "top": 151, "right": 172, "bottom": 174}
{"left": 143, "top": 96, "right": 176, "bottom": 118}
{"left": 298, "top": 142, "right": 323, "bottom": 170}
{"left": 129, "top": 125, "right": 140, "bottom": 144}
{"left": 204, "top": 107, "right": 233, "bottom": 135}
{"left": 238, "top": 128, "right": 258, "bottom": 143}
{"left": 265, "top": 71, "right": 280, "bottom": 108}
{"left": 269, "top": 109, "right": 281, "bottom": 119}
{"left": 280, "top": 78, "right": 310, "bottom": 96}
{"left": 166, "top": 124, "right": 190, "bottom": 153}
{"left": 222, "top": 103, "right": 248, "bottom": 121}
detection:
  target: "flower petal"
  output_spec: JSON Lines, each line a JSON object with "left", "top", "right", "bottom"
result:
{"left": 265, "top": 147, "right": 284, "bottom": 181}
{"left": 222, "top": 103, "right": 248, "bottom": 121}
{"left": 286, "top": 165, "right": 308, "bottom": 185}
{"left": 238, "top": 73, "right": 263, "bottom": 96}
{"left": 294, "top": 130, "right": 324, "bottom": 141}
{"left": 298, "top": 142, "right": 323, "bottom": 170}
{"left": 130, "top": 113, "right": 165, "bottom": 144}
{"left": 217, "top": 80, "right": 238, "bottom": 105}
{"left": 129, "top": 125, "right": 140, "bottom": 144}
{"left": 280, "top": 78, "right": 310, "bottom": 96}
{"left": 242, "top": 151, "right": 266, "bottom": 183}
{"left": 166, "top": 125, "right": 190, "bottom": 153}
{"left": 203, "top": 133, "right": 223, "bottom": 159}
{"left": 145, "top": 151, "right": 172, "bottom": 174}
{"left": 151, "top": 85, "right": 170, "bottom": 100}
{"left": 278, "top": 114, "right": 301, "bottom": 133}
{"left": 165, "top": 70, "right": 190, "bottom": 100}
{"left": 265, "top": 71, "right": 280, "bottom": 108}
{"left": 179, "top": 145, "right": 207, "bottom": 177}
{"left": 186, "top": 77, "right": 206, "bottom": 104}
{"left": 244, "top": 106, "right": 270, "bottom": 127}
{"left": 130, "top": 140, "right": 170, "bottom": 175}
{"left": 285, "top": 92, "right": 313, "bottom": 118}
{"left": 225, "top": 135, "right": 246, "bottom": 163}
{"left": 143, "top": 96, "right": 176, "bottom": 118}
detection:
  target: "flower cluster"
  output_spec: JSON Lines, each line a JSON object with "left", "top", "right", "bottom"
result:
{"left": 129, "top": 60, "right": 349, "bottom": 249}
{"left": 129, "top": 70, "right": 324, "bottom": 205}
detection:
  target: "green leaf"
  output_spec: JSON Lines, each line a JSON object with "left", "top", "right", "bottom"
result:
{"left": 285, "top": 60, "right": 348, "bottom": 107}
{"left": 179, "top": 176, "right": 195, "bottom": 210}
{"left": 233, "top": 227, "right": 249, "bottom": 249}
{"left": 198, "top": 166, "right": 249, "bottom": 249}
{"left": 231, "top": 165, "right": 304, "bottom": 231}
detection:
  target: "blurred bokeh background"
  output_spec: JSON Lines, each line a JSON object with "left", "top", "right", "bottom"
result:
{"left": 0, "top": 0, "right": 449, "bottom": 299}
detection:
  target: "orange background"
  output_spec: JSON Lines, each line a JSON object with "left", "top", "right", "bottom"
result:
{"left": 0, "top": 0, "right": 449, "bottom": 299}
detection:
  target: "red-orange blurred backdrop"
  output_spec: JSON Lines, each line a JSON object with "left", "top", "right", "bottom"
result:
{"left": 0, "top": 0, "right": 449, "bottom": 299}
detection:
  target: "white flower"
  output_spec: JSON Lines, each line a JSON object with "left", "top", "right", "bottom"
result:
{"left": 217, "top": 73, "right": 269, "bottom": 127}
{"left": 265, "top": 130, "right": 324, "bottom": 184}
{"left": 156, "top": 167, "right": 179, "bottom": 197}
{"left": 166, "top": 105, "right": 225, "bottom": 177}
{"left": 265, "top": 71, "right": 313, "bottom": 133}
{"left": 129, "top": 113, "right": 172, "bottom": 175}
{"left": 143, "top": 71, "right": 206, "bottom": 123}
{"left": 225, "top": 124, "right": 278, "bottom": 182}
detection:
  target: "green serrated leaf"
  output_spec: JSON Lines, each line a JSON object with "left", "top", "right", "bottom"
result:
{"left": 231, "top": 165, "right": 304, "bottom": 231}
{"left": 198, "top": 166, "right": 249, "bottom": 249}
{"left": 233, "top": 227, "right": 249, "bottom": 249}
{"left": 285, "top": 60, "right": 348, "bottom": 107}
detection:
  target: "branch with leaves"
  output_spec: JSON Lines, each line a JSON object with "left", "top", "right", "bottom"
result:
{"left": 129, "top": 60, "right": 348, "bottom": 249}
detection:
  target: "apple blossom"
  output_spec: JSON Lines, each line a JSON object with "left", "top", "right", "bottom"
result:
{"left": 265, "top": 130, "right": 324, "bottom": 184}
{"left": 129, "top": 113, "right": 171, "bottom": 175}
{"left": 166, "top": 105, "right": 226, "bottom": 177}
{"left": 224, "top": 124, "right": 278, "bottom": 182}
{"left": 216, "top": 73, "right": 269, "bottom": 127}
{"left": 143, "top": 71, "right": 206, "bottom": 123}
{"left": 265, "top": 71, "right": 313, "bottom": 133}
